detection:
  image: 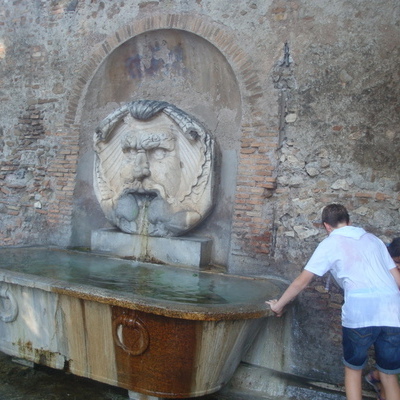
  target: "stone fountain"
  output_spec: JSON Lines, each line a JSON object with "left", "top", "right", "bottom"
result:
{"left": 0, "top": 100, "right": 284, "bottom": 400}
{"left": 91, "top": 100, "right": 215, "bottom": 268}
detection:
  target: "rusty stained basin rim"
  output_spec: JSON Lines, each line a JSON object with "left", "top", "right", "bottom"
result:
{"left": 0, "top": 246, "right": 283, "bottom": 321}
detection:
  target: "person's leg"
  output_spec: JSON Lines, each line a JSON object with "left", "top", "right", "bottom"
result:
{"left": 379, "top": 372, "right": 400, "bottom": 400}
{"left": 345, "top": 366, "right": 363, "bottom": 400}
{"left": 371, "top": 370, "right": 381, "bottom": 380}
{"left": 342, "top": 327, "right": 375, "bottom": 400}
{"left": 366, "top": 369, "right": 384, "bottom": 398}
{"left": 374, "top": 326, "right": 400, "bottom": 400}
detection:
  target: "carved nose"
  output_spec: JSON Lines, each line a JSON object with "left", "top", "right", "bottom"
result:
{"left": 133, "top": 150, "right": 150, "bottom": 179}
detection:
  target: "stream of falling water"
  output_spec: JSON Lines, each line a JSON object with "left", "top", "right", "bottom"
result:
{"left": 135, "top": 194, "right": 152, "bottom": 257}
{"left": 136, "top": 195, "right": 151, "bottom": 236}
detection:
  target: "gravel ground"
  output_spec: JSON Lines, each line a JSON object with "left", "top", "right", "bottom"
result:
{"left": 0, "top": 351, "right": 377, "bottom": 400}
{"left": 0, "top": 351, "right": 256, "bottom": 400}
{"left": 0, "top": 351, "right": 127, "bottom": 400}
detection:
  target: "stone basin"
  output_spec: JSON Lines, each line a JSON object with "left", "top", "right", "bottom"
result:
{"left": 0, "top": 246, "right": 282, "bottom": 398}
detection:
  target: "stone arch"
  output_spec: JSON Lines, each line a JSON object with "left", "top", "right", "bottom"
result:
{"left": 64, "top": 14, "right": 264, "bottom": 128}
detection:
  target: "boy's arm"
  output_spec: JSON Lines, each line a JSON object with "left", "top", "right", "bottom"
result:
{"left": 266, "top": 270, "right": 315, "bottom": 317}
{"left": 390, "top": 267, "right": 400, "bottom": 289}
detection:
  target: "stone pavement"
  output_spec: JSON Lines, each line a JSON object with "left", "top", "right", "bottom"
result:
{"left": 0, "top": 351, "right": 263, "bottom": 400}
{"left": 0, "top": 351, "right": 377, "bottom": 400}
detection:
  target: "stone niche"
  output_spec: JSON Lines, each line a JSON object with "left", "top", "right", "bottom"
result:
{"left": 72, "top": 28, "right": 242, "bottom": 266}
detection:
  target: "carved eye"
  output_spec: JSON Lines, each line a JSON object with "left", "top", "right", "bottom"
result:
{"left": 151, "top": 148, "right": 167, "bottom": 160}
{"left": 123, "top": 147, "right": 138, "bottom": 156}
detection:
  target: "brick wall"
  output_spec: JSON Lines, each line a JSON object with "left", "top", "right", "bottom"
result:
{"left": 0, "top": 0, "right": 399, "bottom": 386}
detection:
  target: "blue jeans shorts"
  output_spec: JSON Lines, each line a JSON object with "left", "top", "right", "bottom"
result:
{"left": 342, "top": 326, "right": 400, "bottom": 374}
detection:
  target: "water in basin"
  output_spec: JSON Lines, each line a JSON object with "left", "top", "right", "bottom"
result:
{"left": 0, "top": 247, "right": 280, "bottom": 308}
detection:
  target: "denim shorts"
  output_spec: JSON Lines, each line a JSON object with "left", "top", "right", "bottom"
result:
{"left": 342, "top": 326, "right": 400, "bottom": 374}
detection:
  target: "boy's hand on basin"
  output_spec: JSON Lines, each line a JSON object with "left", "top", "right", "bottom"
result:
{"left": 266, "top": 299, "right": 285, "bottom": 317}
{"left": 266, "top": 270, "right": 315, "bottom": 317}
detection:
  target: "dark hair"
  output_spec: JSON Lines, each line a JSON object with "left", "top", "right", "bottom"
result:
{"left": 388, "top": 237, "right": 400, "bottom": 258}
{"left": 321, "top": 204, "right": 350, "bottom": 227}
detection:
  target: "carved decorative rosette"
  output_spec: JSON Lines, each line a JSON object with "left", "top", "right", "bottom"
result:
{"left": 0, "top": 284, "right": 18, "bottom": 323}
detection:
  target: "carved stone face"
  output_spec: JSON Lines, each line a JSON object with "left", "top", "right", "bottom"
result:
{"left": 120, "top": 129, "right": 181, "bottom": 199}
{"left": 93, "top": 100, "right": 214, "bottom": 237}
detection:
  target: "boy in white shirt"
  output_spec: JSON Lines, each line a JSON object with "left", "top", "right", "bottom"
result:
{"left": 267, "top": 204, "right": 400, "bottom": 400}
{"left": 365, "top": 237, "right": 400, "bottom": 400}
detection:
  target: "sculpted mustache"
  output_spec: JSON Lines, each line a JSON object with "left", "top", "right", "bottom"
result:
{"left": 122, "top": 178, "right": 168, "bottom": 202}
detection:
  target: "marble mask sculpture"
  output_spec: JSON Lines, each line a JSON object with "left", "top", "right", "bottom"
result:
{"left": 93, "top": 100, "right": 214, "bottom": 237}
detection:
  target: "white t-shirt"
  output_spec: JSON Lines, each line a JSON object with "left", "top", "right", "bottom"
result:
{"left": 304, "top": 226, "right": 400, "bottom": 328}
